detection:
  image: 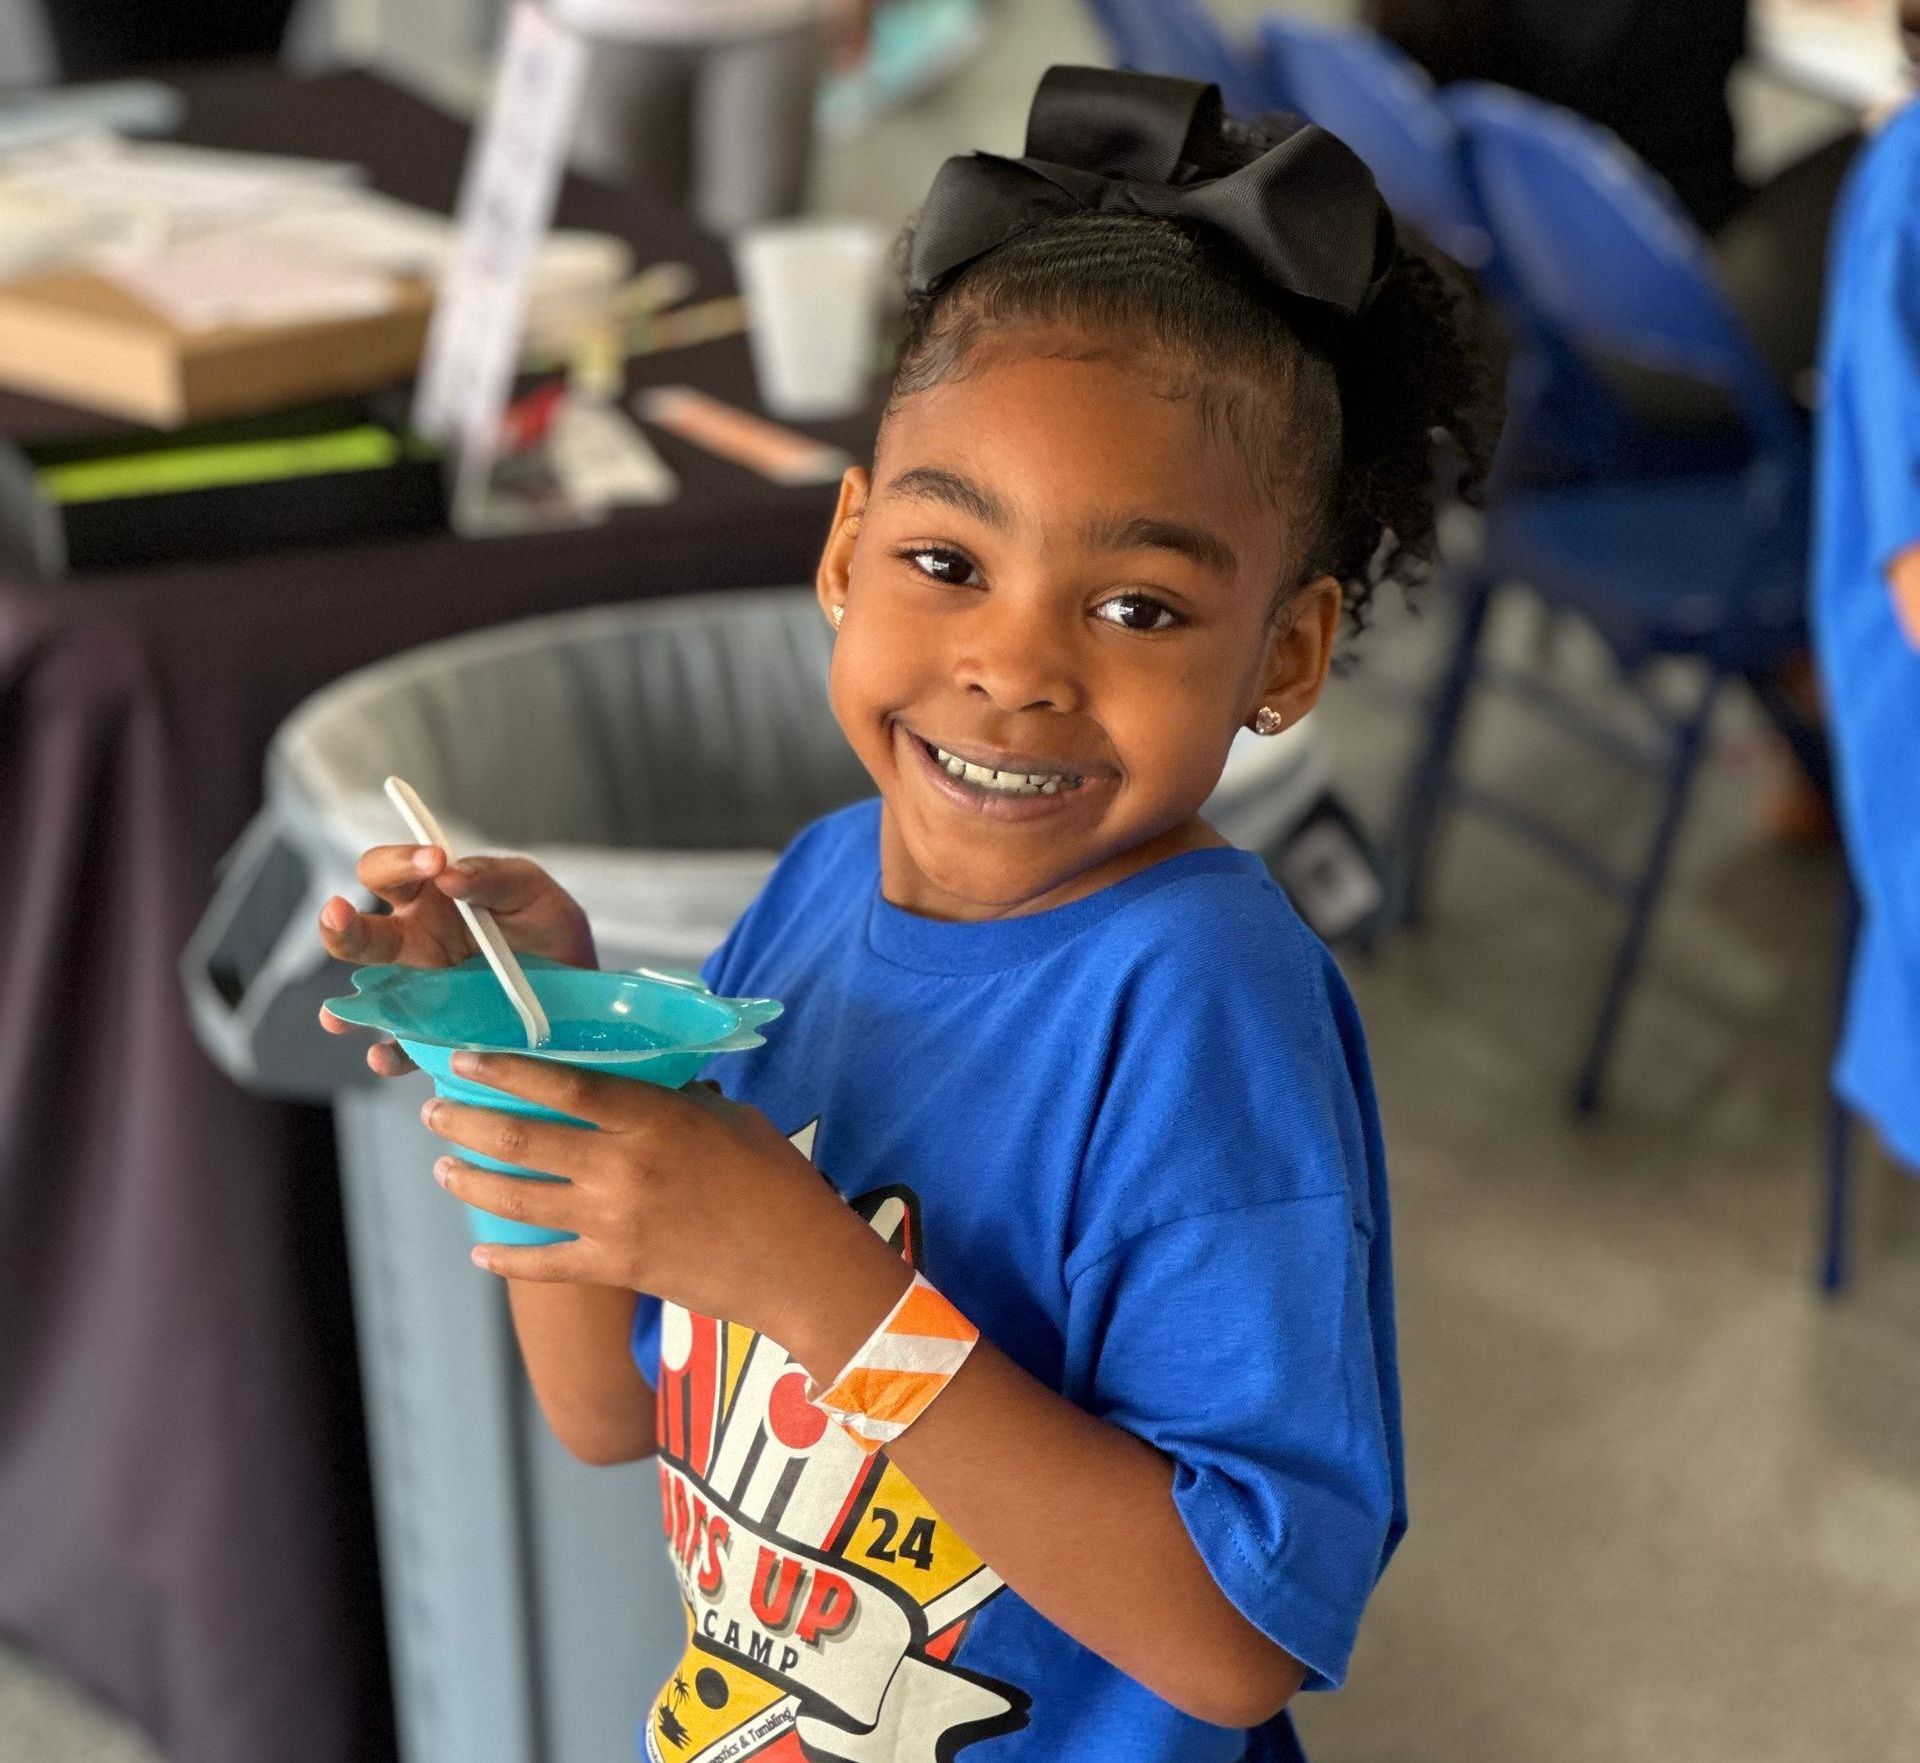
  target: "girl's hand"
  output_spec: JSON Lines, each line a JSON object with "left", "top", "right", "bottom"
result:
{"left": 317, "top": 845, "right": 596, "bottom": 1077}
{"left": 1891, "top": 544, "right": 1920, "bottom": 653}
{"left": 422, "top": 1057, "right": 909, "bottom": 1358}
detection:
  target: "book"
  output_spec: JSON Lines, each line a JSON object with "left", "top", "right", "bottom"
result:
{"left": 0, "top": 266, "right": 433, "bottom": 426}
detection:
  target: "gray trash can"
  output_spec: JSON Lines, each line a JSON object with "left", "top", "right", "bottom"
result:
{"left": 183, "top": 584, "right": 1356, "bottom": 1763}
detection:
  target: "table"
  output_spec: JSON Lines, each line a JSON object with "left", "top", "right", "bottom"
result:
{"left": 1753, "top": 0, "right": 1910, "bottom": 110}
{"left": 0, "top": 63, "right": 873, "bottom": 1763}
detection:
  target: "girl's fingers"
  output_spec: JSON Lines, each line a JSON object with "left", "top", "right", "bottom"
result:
{"left": 434, "top": 1157, "right": 583, "bottom": 1234}
{"left": 421, "top": 1095, "right": 603, "bottom": 1180}
{"left": 356, "top": 843, "right": 446, "bottom": 902}
{"left": 466, "top": 1241, "right": 593, "bottom": 1283}
{"left": 448, "top": 1052, "right": 642, "bottom": 1125}
{"left": 368, "top": 1040, "right": 418, "bottom": 1077}
{"left": 317, "top": 899, "right": 408, "bottom": 966}
{"left": 437, "top": 855, "right": 553, "bottom": 914}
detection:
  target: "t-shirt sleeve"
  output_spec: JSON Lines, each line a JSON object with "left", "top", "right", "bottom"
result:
{"left": 1060, "top": 894, "right": 1403, "bottom": 1691}
{"left": 1064, "top": 1196, "right": 1400, "bottom": 1692}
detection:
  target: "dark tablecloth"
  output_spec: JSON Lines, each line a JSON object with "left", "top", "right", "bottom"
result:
{"left": 0, "top": 64, "right": 868, "bottom": 1763}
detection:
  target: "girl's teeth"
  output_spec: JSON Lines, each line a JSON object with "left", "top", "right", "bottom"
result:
{"left": 931, "top": 743, "right": 1076, "bottom": 795}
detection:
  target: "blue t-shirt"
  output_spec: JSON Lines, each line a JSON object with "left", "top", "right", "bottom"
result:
{"left": 631, "top": 801, "right": 1403, "bottom": 1763}
{"left": 1813, "top": 101, "right": 1920, "bottom": 1170}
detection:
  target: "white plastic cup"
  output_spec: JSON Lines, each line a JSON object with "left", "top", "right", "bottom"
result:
{"left": 733, "top": 219, "right": 888, "bottom": 421}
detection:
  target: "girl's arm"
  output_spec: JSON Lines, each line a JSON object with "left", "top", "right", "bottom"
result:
{"left": 430, "top": 1065, "right": 1309, "bottom": 1725}
{"left": 774, "top": 1247, "right": 1307, "bottom": 1731}
{"left": 505, "top": 1281, "right": 656, "bottom": 1465}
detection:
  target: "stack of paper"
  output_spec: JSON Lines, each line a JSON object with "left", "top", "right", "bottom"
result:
{"left": 0, "top": 132, "right": 377, "bottom": 296}
{"left": 0, "top": 133, "right": 362, "bottom": 243}
{"left": 0, "top": 128, "right": 631, "bottom": 424}
{"left": 0, "top": 183, "right": 117, "bottom": 280}
{"left": 104, "top": 234, "right": 399, "bottom": 333}
{"left": 233, "top": 189, "right": 461, "bottom": 281}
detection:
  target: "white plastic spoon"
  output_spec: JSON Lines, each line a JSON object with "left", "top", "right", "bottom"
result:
{"left": 384, "top": 775, "right": 551, "bottom": 1050}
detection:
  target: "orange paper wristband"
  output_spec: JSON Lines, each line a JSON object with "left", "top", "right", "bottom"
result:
{"left": 810, "top": 1272, "right": 980, "bottom": 1454}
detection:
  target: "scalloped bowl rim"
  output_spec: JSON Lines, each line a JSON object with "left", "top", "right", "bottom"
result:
{"left": 324, "top": 957, "right": 782, "bottom": 1064}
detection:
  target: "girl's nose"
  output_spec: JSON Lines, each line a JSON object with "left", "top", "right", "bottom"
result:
{"left": 951, "top": 593, "right": 1085, "bottom": 715}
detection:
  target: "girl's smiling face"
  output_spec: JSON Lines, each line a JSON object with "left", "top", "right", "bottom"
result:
{"left": 817, "top": 337, "right": 1342, "bottom": 922}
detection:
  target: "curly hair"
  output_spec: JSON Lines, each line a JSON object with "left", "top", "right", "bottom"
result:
{"left": 887, "top": 112, "right": 1506, "bottom": 631}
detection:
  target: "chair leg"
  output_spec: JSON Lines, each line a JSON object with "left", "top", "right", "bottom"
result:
{"left": 1822, "top": 875, "right": 1862, "bottom": 1295}
{"left": 1389, "top": 572, "right": 1494, "bottom": 929}
{"left": 1823, "top": 1094, "right": 1856, "bottom": 1296}
{"left": 1572, "top": 668, "right": 1724, "bottom": 1116}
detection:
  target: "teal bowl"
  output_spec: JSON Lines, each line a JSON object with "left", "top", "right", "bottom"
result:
{"left": 324, "top": 955, "right": 781, "bottom": 1246}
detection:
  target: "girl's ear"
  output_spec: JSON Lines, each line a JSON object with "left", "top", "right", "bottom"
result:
{"left": 816, "top": 466, "right": 871, "bottom": 628}
{"left": 1248, "top": 574, "right": 1342, "bottom": 731}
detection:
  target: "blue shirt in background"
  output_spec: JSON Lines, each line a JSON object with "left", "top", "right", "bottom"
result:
{"left": 1814, "top": 100, "right": 1920, "bottom": 1171}
{"left": 630, "top": 800, "right": 1402, "bottom": 1763}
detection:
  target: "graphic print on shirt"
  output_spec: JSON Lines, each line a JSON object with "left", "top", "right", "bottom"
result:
{"left": 645, "top": 1120, "right": 1031, "bottom": 1762}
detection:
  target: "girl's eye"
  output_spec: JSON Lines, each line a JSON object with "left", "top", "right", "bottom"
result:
{"left": 903, "top": 547, "right": 979, "bottom": 587}
{"left": 1094, "top": 593, "right": 1180, "bottom": 633}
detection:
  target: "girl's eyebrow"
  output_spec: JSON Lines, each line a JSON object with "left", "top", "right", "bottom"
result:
{"left": 882, "top": 468, "right": 1238, "bottom": 575}
{"left": 882, "top": 466, "right": 1012, "bottom": 528}
{"left": 1084, "top": 513, "right": 1238, "bottom": 577}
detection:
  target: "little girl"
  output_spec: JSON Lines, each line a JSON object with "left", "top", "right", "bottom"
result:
{"left": 321, "top": 66, "right": 1500, "bottom": 1763}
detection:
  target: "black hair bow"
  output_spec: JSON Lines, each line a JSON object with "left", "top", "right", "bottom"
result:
{"left": 908, "top": 65, "right": 1396, "bottom": 329}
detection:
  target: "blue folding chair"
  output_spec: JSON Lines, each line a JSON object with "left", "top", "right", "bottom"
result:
{"left": 1394, "top": 84, "right": 1826, "bottom": 1114}
{"left": 1258, "top": 19, "right": 1490, "bottom": 271}
{"left": 1259, "top": 22, "right": 1689, "bottom": 494}
{"left": 1081, "top": 0, "right": 1270, "bottom": 120}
